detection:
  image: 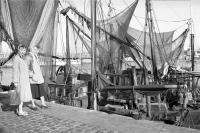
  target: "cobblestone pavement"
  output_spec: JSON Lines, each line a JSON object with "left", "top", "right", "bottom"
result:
{"left": 0, "top": 95, "right": 199, "bottom": 133}
{"left": 0, "top": 106, "right": 120, "bottom": 133}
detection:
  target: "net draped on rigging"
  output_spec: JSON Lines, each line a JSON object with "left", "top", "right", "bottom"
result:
{"left": 64, "top": 0, "right": 139, "bottom": 73}
{"left": 127, "top": 27, "right": 189, "bottom": 71}
{"left": 63, "top": 0, "right": 189, "bottom": 89}
{"left": 0, "top": 0, "right": 190, "bottom": 91}
{"left": 0, "top": 0, "right": 59, "bottom": 87}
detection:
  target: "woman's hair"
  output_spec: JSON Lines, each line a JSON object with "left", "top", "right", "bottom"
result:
{"left": 15, "top": 43, "right": 27, "bottom": 54}
{"left": 18, "top": 44, "right": 27, "bottom": 50}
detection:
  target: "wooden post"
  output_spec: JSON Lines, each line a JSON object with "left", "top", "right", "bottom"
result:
{"left": 91, "top": 0, "right": 97, "bottom": 111}
{"left": 146, "top": 95, "right": 151, "bottom": 118}
{"left": 191, "top": 34, "right": 194, "bottom": 72}
{"left": 65, "top": 17, "right": 70, "bottom": 98}
{"left": 157, "top": 93, "right": 161, "bottom": 118}
{"left": 132, "top": 66, "right": 138, "bottom": 109}
{"left": 145, "top": 71, "right": 151, "bottom": 118}
{"left": 55, "top": 87, "right": 58, "bottom": 98}
{"left": 63, "top": 88, "right": 66, "bottom": 97}
{"left": 0, "top": 70, "right": 2, "bottom": 83}
{"left": 190, "top": 33, "right": 196, "bottom": 102}
{"left": 114, "top": 75, "right": 116, "bottom": 85}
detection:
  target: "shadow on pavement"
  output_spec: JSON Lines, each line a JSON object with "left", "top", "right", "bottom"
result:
{"left": 0, "top": 127, "right": 5, "bottom": 133}
{"left": 0, "top": 92, "right": 18, "bottom": 112}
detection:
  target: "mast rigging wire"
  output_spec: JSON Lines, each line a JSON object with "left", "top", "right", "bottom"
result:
{"left": 61, "top": 7, "right": 148, "bottom": 56}
{"left": 134, "top": 15, "right": 191, "bottom": 23}
{"left": 97, "top": 0, "right": 113, "bottom": 66}
{"left": 151, "top": 6, "right": 169, "bottom": 65}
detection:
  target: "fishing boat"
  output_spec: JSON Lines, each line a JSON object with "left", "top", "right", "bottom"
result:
{"left": 60, "top": 0, "right": 200, "bottom": 128}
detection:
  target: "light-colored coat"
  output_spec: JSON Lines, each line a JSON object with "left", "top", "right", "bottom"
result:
{"left": 29, "top": 52, "right": 44, "bottom": 84}
{"left": 13, "top": 54, "right": 32, "bottom": 102}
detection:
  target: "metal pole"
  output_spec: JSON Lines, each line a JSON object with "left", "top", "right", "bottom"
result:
{"left": 191, "top": 34, "right": 194, "bottom": 71}
{"left": 91, "top": 0, "right": 97, "bottom": 111}
{"left": 191, "top": 33, "right": 195, "bottom": 101}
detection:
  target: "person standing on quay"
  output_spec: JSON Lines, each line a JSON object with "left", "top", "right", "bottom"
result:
{"left": 13, "top": 44, "right": 33, "bottom": 116}
{"left": 29, "top": 46, "right": 48, "bottom": 109}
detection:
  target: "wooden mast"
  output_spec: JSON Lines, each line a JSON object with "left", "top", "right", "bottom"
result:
{"left": 144, "top": 0, "right": 159, "bottom": 118}
{"left": 66, "top": 17, "right": 70, "bottom": 72}
{"left": 146, "top": 0, "right": 158, "bottom": 82}
{"left": 91, "top": 0, "right": 98, "bottom": 111}
{"left": 143, "top": 0, "right": 152, "bottom": 118}
{"left": 191, "top": 31, "right": 195, "bottom": 101}
{"left": 189, "top": 0, "right": 195, "bottom": 101}
{"left": 191, "top": 34, "right": 194, "bottom": 71}
{"left": 64, "top": 17, "right": 71, "bottom": 97}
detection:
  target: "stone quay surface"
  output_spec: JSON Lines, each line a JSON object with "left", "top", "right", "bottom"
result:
{"left": 0, "top": 95, "right": 199, "bottom": 133}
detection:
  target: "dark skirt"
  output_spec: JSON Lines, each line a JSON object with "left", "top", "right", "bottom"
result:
{"left": 30, "top": 83, "right": 46, "bottom": 99}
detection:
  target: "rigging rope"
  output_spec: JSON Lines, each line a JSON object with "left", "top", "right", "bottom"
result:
{"left": 107, "top": 0, "right": 113, "bottom": 17}
{"left": 133, "top": 15, "right": 144, "bottom": 29}
{"left": 61, "top": 2, "right": 188, "bottom": 71}
{"left": 151, "top": 8, "right": 169, "bottom": 65}
{"left": 134, "top": 15, "right": 191, "bottom": 23}
{"left": 71, "top": 23, "right": 79, "bottom": 56}
{"left": 68, "top": 8, "right": 151, "bottom": 62}
{"left": 133, "top": 8, "right": 190, "bottom": 70}
{"left": 98, "top": 0, "right": 114, "bottom": 68}
{"left": 58, "top": 14, "right": 66, "bottom": 58}
{"left": 97, "top": 0, "right": 110, "bottom": 49}
{"left": 79, "top": 0, "right": 87, "bottom": 72}
{"left": 61, "top": 2, "right": 189, "bottom": 73}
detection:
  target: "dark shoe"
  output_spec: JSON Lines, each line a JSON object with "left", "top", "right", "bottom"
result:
{"left": 30, "top": 106, "right": 38, "bottom": 111}
{"left": 41, "top": 105, "right": 48, "bottom": 109}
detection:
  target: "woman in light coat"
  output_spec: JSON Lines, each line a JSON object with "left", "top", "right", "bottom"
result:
{"left": 13, "top": 44, "right": 33, "bottom": 116}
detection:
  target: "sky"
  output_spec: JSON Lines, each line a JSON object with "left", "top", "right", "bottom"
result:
{"left": 58, "top": 0, "right": 200, "bottom": 54}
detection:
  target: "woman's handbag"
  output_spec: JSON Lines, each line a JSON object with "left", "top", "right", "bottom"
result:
{"left": 9, "top": 86, "right": 20, "bottom": 105}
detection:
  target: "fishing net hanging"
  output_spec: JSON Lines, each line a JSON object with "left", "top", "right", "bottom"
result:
{"left": 0, "top": 0, "right": 59, "bottom": 88}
